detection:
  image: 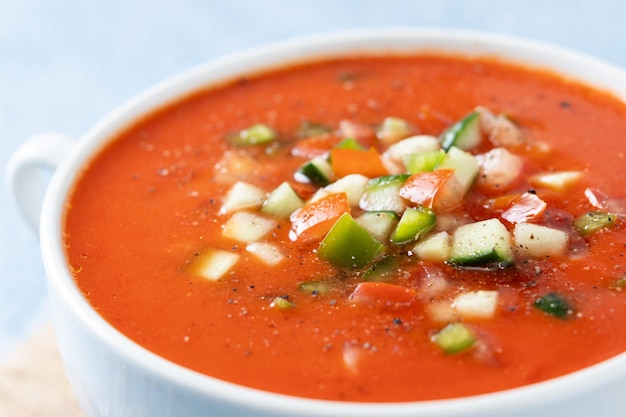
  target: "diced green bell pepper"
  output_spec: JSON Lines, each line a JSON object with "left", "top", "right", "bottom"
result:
{"left": 390, "top": 206, "right": 437, "bottom": 245}
{"left": 318, "top": 213, "right": 384, "bottom": 268}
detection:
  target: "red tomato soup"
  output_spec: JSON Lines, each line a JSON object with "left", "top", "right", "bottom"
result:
{"left": 64, "top": 54, "right": 626, "bottom": 402}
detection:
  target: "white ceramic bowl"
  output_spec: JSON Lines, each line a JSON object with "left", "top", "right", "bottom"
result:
{"left": 8, "top": 28, "right": 626, "bottom": 417}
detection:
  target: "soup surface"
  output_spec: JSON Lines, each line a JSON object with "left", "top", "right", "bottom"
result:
{"left": 64, "top": 54, "right": 626, "bottom": 402}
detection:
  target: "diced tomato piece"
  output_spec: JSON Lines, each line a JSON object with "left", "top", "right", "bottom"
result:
{"left": 291, "top": 134, "right": 342, "bottom": 159}
{"left": 500, "top": 192, "right": 547, "bottom": 224}
{"left": 398, "top": 169, "right": 456, "bottom": 208}
{"left": 289, "top": 192, "right": 351, "bottom": 241}
{"left": 349, "top": 282, "right": 417, "bottom": 311}
{"left": 287, "top": 180, "right": 318, "bottom": 200}
{"left": 330, "top": 147, "right": 388, "bottom": 178}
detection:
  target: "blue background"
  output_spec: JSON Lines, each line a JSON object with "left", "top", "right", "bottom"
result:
{"left": 0, "top": 0, "right": 623, "bottom": 356}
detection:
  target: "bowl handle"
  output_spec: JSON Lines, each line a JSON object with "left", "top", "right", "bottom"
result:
{"left": 6, "top": 133, "right": 75, "bottom": 234}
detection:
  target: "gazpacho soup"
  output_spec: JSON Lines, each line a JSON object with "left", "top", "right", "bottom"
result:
{"left": 64, "top": 53, "right": 626, "bottom": 402}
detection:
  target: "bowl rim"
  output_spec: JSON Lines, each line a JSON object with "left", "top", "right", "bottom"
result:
{"left": 40, "top": 27, "right": 626, "bottom": 416}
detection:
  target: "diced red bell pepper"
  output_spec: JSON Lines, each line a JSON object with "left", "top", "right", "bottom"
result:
{"left": 330, "top": 147, "right": 388, "bottom": 178}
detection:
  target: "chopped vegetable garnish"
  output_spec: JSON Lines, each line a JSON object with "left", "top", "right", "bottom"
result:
{"left": 534, "top": 292, "right": 572, "bottom": 319}
{"left": 439, "top": 110, "right": 481, "bottom": 151}
{"left": 453, "top": 290, "right": 499, "bottom": 319}
{"left": 193, "top": 248, "right": 240, "bottom": 281}
{"left": 359, "top": 174, "right": 409, "bottom": 213}
{"left": 530, "top": 171, "right": 582, "bottom": 192}
{"left": 230, "top": 123, "right": 277, "bottom": 146}
{"left": 432, "top": 322, "right": 476, "bottom": 354}
{"left": 298, "top": 280, "right": 333, "bottom": 295}
{"left": 318, "top": 213, "right": 384, "bottom": 268}
{"left": 222, "top": 211, "right": 277, "bottom": 243}
{"left": 449, "top": 218, "right": 514, "bottom": 268}
{"left": 362, "top": 256, "right": 396, "bottom": 282}
{"left": 270, "top": 296, "right": 295, "bottom": 309}
{"left": 513, "top": 222, "right": 569, "bottom": 258}
{"left": 356, "top": 211, "right": 399, "bottom": 242}
{"left": 298, "top": 156, "right": 334, "bottom": 186}
{"left": 377, "top": 116, "right": 414, "bottom": 145}
{"left": 335, "top": 137, "right": 365, "bottom": 150}
{"left": 289, "top": 192, "right": 351, "bottom": 241}
{"left": 404, "top": 149, "right": 446, "bottom": 173}
{"left": 390, "top": 206, "right": 436, "bottom": 245}
{"left": 220, "top": 181, "right": 266, "bottom": 214}
{"left": 398, "top": 169, "right": 456, "bottom": 208}
{"left": 261, "top": 182, "right": 304, "bottom": 218}
{"left": 330, "top": 147, "right": 388, "bottom": 178}
{"left": 573, "top": 211, "right": 619, "bottom": 236}
{"left": 500, "top": 192, "right": 547, "bottom": 224}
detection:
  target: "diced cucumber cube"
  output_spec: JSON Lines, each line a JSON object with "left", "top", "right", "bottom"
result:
{"left": 318, "top": 213, "right": 384, "bottom": 268}
{"left": 384, "top": 135, "right": 440, "bottom": 165}
{"left": 220, "top": 181, "right": 266, "bottom": 214}
{"left": 222, "top": 211, "right": 277, "bottom": 243}
{"left": 439, "top": 110, "right": 481, "bottom": 151}
{"left": 432, "top": 322, "right": 476, "bottom": 354}
{"left": 513, "top": 222, "right": 569, "bottom": 258}
{"left": 298, "top": 156, "right": 333, "bottom": 186}
{"left": 325, "top": 174, "right": 369, "bottom": 206}
{"left": 355, "top": 211, "right": 399, "bottom": 242}
{"left": 404, "top": 149, "right": 446, "bottom": 173}
{"left": 449, "top": 218, "right": 514, "bottom": 267}
{"left": 573, "top": 211, "right": 619, "bottom": 236}
{"left": 359, "top": 174, "right": 409, "bottom": 213}
{"left": 229, "top": 123, "right": 277, "bottom": 146}
{"left": 261, "top": 182, "right": 304, "bottom": 218}
{"left": 390, "top": 206, "right": 437, "bottom": 245}
{"left": 413, "top": 231, "right": 452, "bottom": 262}
{"left": 534, "top": 292, "right": 572, "bottom": 319}
{"left": 439, "top": 146, "right": 479, "bottom": 194}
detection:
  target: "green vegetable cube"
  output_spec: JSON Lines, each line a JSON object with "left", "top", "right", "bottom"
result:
{"left": 432, "top": 322, "right": 476, "bottom": 354}
{"left": 318, "top": 213, "right": 384, "bottom": 268}
{"left": 390, "top": 206, "right": 437, "bottom": 245}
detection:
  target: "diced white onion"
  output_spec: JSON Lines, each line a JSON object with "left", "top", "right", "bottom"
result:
{"left": 194, "top": 248, "right": 240, "bottom": 281}
{"left": 222, "top": 211, "right": 277, "bottom": 243}
{"left": 530, "top": 171, "right": 582, "bottom": 192}
{"left": 246, "top": 242, "right": 285, "bottom": 266}
{"left": 476, "top": 147, "right": 523, "bottom": 192}
{"left": 453, "top": 290, "right": 499, "bottom": 319}
{"left": 220, "top": 181, "right": 266, "bottom": 214}
{"left": 513, "top": 222, "right": 569, "bottom": 258}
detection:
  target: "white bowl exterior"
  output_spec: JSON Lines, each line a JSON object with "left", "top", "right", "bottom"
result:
{"left": 39, "top": 28, "right": 626, "bottom": 417}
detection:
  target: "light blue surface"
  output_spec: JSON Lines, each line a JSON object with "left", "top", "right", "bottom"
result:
{"left": 0, "top": 0, "right": 624, "bottom": 356}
